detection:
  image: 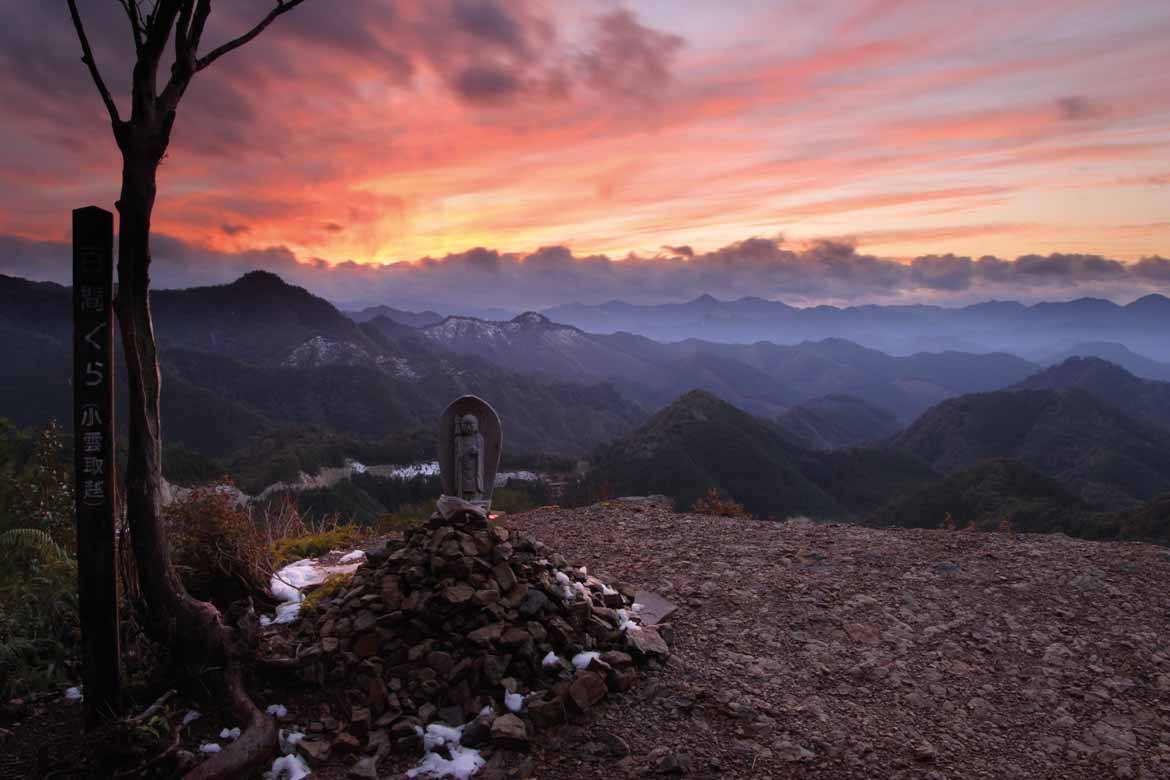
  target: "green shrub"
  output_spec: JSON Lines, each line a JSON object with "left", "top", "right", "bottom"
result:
{"left": 0, "top": 421, "right": 79, "bottom": 699}
{"left": 0, "top": 555, "right": 78, "bottom": 698}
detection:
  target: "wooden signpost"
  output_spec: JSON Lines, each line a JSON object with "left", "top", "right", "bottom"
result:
{"left": 72, "top": 206, "right": 121, "bottom": 725}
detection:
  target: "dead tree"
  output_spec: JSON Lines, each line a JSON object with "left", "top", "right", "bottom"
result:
{"left": 66, "top": 2, "right": 309, "bottom": 778}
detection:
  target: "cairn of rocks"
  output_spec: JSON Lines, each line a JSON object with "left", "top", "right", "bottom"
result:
{"left": 292, "top": 499, "right": 670, "bottom": 768}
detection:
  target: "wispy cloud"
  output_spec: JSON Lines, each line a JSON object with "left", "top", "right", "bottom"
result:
{"left": 0, "top": 0, "right": 1167, "bottom": 277}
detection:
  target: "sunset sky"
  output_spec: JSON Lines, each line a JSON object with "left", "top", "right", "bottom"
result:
{"left": 2, "top": 0, "right": 1170, "bottom": 308}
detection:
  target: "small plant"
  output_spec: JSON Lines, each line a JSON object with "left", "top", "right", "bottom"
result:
{"left": 270, "top": 523, "right": 366, "bottom": 565}
{"left": 942, "top": 512, "right": 955, "bottom": 531}
{"left": 691, "top": 488, "right": 752, "bottom": 519}
{"left": 299, "top": 574, "right": 349, "bottom": 617}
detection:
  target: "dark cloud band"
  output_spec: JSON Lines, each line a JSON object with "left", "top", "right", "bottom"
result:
{"left": 3, "top": 232, "right": 1166, "bottom": 311}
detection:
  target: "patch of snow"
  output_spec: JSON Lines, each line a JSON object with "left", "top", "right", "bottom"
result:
{"left": 64, "top": 686, "right": 83, "bottom": 702}
{"left": 260, "top": 557, "right": 363, "bottom": 626}
{"left": 219, "top": 726, "right": 241, "bottom": 741}
{"left": 577, "top": 567, "right": 588, "bottom": 576}
{"left": 554, "top": 570, "right": 576, "bottom": 601}
{"left": 602, "top": 585, "right": 618, "bottom": 596}
{"left": 504, "top": 692, "right": 523, "bottom": 713}
{"left": 350, "top": 460, "right": 368, "bottom": 475}
{"left": 571, "top": 651, "right": 601, "bottom": 670}
{"left": 493, "top": 470, "right": 538, "bottom": 487}
{"left": 282, "top": 336, "right": 370, "bottom": 370}
{"left": 181, "top": 709, "right": 202, "bottom": 726}
{"left": 369, "top": 461, "right": 440, "bottom": 480}
{"left": 266, "top": 704, "right": 289, "bottom": 718}
{"left": 407, "top": 721, "right": 485, "bottom": 780}
{"left": 279, "top": 730, "right": 306, "bottom": 754}
{"left": 615, "top": 609, "right": 642, "bottom": 633}
{"left": 542, "top": 651, "right": 561, "bottom": 668}
{"left": 199, "top": 743, "right": 221, "bottom": 754}
{"left": 267, "top": 753, "right": 312, "bottom": 780}
{"left": 338, "top": 549, "right": 366, "bottom": 564}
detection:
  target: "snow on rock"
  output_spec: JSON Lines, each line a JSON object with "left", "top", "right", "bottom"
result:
{"left": 199, "top": 743, "right": 221, "bottom": 754}
{"left": 338, "top": 549, "right": 366, "bottom": 564}
{"left": 554, "top": 571, "right": 577, "bottom": 601}
{"left": 64, "top": 686, "right": 83, "bottom": 701}
{"left": 181, "top": 709, "right": 202, "bottom": 726}
{"left": 541, "top": 651, "right": 561, "bottom": 668}
{"left": 279, "top": 730, "right": 306, "bottom": 754}
{"left": 504, "top": 692, "right": 523, "bottom": 713}
{"left": 219, "top": 726, "right": 241, "bottom": 741}
{"left": 266, "top": 704, "right": 289, "bottom": 718}
{"left": 406, "top": 721, "right": 485, "bottom": 780}
{"left": 615, "top": 609, "right": 638, "bottom": 632}
{"left": 260, "top": 557, "right": 364, "bottom": 626}
{"left": 266, "top": 753, "right": 311, "bottom": 780}
{"left": 571, "top": 651, "right": 601, "bottom": 670}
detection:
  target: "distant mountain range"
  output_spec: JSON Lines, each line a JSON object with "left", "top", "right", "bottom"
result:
{"left": 412, "top": 311, "right": 1038, "bottom": 423}
{"left": 6, "top": 268, "right": 1170, "bottom": 542}
{"left": 542, "top": 293, "right": 1170, "bottom": 361}
{"left": 0, "top": 272, "right": 644, "bottom": 460}
{"left": 575, "top": 359, "right": 1170, "bottom": 540}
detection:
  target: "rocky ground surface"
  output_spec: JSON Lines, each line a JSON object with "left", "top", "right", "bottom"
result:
{"left": 482, "top": 501, "right": 1170, "bottom": 780}
{"left": 6, "top": 501, "right": 1170, "bottom": 779}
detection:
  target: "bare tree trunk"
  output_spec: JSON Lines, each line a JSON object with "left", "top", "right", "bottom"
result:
{"left": 66, "top": 2, "right": 312, "bottom": 773}
{"left": 115, "top": 132, "right": 276, "bottom": 780}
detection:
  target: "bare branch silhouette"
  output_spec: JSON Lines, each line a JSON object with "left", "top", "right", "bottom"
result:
{"left": 66, "top": 0, "right": 122, "bottom": 126}
{"left": 116, "top": 0, "right": 145, "bottom": 51}
{"left": 196, "top": 0, "right": 308, "bottom": 72}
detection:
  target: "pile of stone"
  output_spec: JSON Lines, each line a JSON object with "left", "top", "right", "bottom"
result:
{"left": 290, "top": 499, "right": 670, "bottom": 771}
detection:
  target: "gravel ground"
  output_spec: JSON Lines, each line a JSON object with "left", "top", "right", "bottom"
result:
{"left": 490, "top": 503, "right": 1170, "bottom": 780}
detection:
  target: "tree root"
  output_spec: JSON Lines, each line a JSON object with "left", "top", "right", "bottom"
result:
{"left": 180, "top": 663, "right": 277, "bottom": 780}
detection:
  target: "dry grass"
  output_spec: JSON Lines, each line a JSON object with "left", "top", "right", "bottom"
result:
{"left": 690, "top": 487, "right": 753, "bottom": 519}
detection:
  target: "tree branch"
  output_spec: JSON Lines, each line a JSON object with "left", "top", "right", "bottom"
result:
{"left": 188, "top": 0, "right": 212, "bottom": 55}
{"left": 143, "top": 0, "right": 183, "bottom": 65}
{"left": 195, "top": 0, "right": 308, "bottom": 72}
{"left": 66, "top": 0, "right": 122, "bottom": 126}
{"left": 174, "top": 0, "right": 195, "bottom": 65}
{"left": 117, "top": 0, "right": 145, "bottom": 52}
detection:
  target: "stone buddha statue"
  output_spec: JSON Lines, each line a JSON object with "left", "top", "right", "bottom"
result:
{"left": 454, "top": 413, "right": 485, "bottom": 504}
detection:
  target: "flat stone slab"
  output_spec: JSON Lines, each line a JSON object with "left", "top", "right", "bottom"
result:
{"left": 634, "top": 590, "right": 677, "bottom": 626}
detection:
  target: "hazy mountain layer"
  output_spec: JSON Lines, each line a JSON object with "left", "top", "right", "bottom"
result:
{"left": 543, "top": 292, "right": 1170, "bottom": 360}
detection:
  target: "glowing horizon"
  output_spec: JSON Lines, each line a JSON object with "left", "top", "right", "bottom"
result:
{"left": 2, "top": 0, "right": 1169, "bottom": 298}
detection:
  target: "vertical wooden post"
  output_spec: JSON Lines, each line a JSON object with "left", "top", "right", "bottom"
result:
{"left": 72, "top": 205, "right": 121, "bottom": 726}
